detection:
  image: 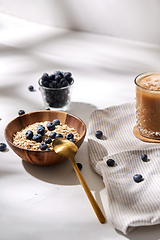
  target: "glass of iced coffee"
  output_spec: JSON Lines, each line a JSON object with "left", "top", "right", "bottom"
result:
{"left": 135, "top": 72, "right": 160, "bottom": 139}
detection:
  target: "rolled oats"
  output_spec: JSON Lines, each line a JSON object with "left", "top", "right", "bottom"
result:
{"left": 13, "top": 121, "right": 79, "bottom": 150}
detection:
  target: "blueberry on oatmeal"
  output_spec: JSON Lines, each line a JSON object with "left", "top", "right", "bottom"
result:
{"left": 37, "top": 125, "right": 45, "bottom": 136}
{"left": 66, "top": 133, "right": 74, "bottom": 140}
{"left": 55, "top": 133, "right": 63, "bottom": 138}
{"left": 32, "top": 134, "right": 43, "bottom": 142}
{"left": 46, "top": 122, "right": 55, "bottom": 131}
{"left": 44, "top": 137, "right": 52, "bottom": 144}
{"left": 53, "top": 119, "right": 60, "bottom": 126}
{"left": 25, "top": 130, "right": 33, "bottom": 140}
{"left": 39, "top": 143, "right": 48, "bottom": 150}
{"left": 69, "top": 138, "right": 76, "bottom": 143}
{"left": 49, "top": 132, "right": 57, "bottom": 139}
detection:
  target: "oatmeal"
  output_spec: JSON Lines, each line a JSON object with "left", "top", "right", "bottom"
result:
{"left": 13, "top": 120, "right": 79, "bottom": 150}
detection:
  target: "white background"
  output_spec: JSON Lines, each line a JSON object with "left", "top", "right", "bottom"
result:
{"left": 0, "top": 0, "right": 160, "bottom": 45}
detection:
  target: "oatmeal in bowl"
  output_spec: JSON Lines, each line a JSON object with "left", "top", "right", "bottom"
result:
{"left": 5, "top": 111, "right": 86, "bottom": 165}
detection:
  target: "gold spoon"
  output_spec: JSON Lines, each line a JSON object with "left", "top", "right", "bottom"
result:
{"left": 52, "top": 138, "right": 106, "bottom": 224}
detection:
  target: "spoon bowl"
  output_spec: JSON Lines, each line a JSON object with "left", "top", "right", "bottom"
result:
{"left": 52, "top": 138, "right": 106, "bottom": 224}
{"left": 53, "top": 138, "right": 78, "bottom": 159}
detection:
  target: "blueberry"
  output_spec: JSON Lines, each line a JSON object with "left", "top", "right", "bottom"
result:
{"left": 42, "top": 73, "right": 49, "bottom": 81}
{"left": 0, "top": 143, "right": 7, "bottom": 151}
{"left": 42, "top": 80, "right": 49, "bottom": 87}
{"left": 25, "top": 130, "right": 33, "bottom": 140}
{"left": 66, "top": 133, "right": 74, "bottom": 140}
{"left": 141, "top": 154, "right": 147, "bottom": 162}
{"left": 18, "top": 110, "right": 25, "bottom": 116}
{"left": 39, "top": 143, "right": 48, "bottom": 150}
{"left": 56, "top": 82, "right": 62, "bottom": 88}
{"left": 69, "top": 138, "right": 76, "bottom": 143}
{"left": 53, "top": 119, "right": 60, "bottom": 126}
{"left": 61, "top": 80, "right": 69, "bottom": 88}
{"left": 95, "top": 130, "right": 103, "bottom": 139}
{"left": 28, "top": 85, "right": 34, "bottom": 91}
{"left": 54, "top": 71, "right": 63, "bottom": 76}
{"left": 55, "top": 133, "right": 63, "bottom": 138}
{"left": 46, "top": 122, "right": 55, "bottom": 131}
{"left": 49, "top": 131, "right": 57, "bottom": 139}
{"left": 133, "top": 174, "right": 143, "bottom": 183}
{"left": 32, "top": 134, "right": 43, "bottom": 142}
{"left": 49, "top": 81, "right": 57, "bottom": 88}
{"left": 44, "top": 137, "right": 52, "bottom": 144}
{"left": 67, "top": 77, "right": 73, "bottom": 84}
{"left": 63, "top": 72, "right": 72, "bottom": 80}
{"left": 49, "top": 74, "right": 55, "bottom": 80}
{"left": 37, "top": 125, "right": 45, "bottom": 136}
{"left": 55, "top": 74, "right": 62, "bottom": 82}
{"left": 106, "top": 159, "right": 115, "bottom": 167}
{"left": 77, "top": 163, "right": 83, "bottom": 171}
{"left": 46, "top": 148, "right": 51, "bottom": 151}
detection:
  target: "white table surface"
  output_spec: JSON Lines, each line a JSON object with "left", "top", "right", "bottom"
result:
{"left": 1, "top": 13, "right": 160, "bottom": 240}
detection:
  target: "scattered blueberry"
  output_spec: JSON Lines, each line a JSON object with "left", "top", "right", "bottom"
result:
{"left": 39, "top": 143, "right": 48, "bottom": 150}
{"left": 0, "top": 143, "right": 7, "bottom": 151}
{"left": 25, "top": 130, "right": 33, "bottom": 140}
{"left": 53, "top": 119, "right": 60, "bottom": 126}
{"left": 46, "top": 148, "right": 51, "bottom": 151}
{"left": 32, "top": 134, "right": 43, "bottom": 142}
{"left": 28, "top": 85, "right": 34, "bottom": 91}
{"left": 106, "top": 159, "right": 115, "bottom": 167}
{"left": 18, "top": 110, "right": 25, "bottom": 116}
{"left": 44, "top": 137, "right": 52, "bottom": 144}
{"left": 95, "top": 130, "right": 103, "bottom": 139}
{"left": 133, "top": 174, "right": 143, "bottom": 183}
{"left": 69, "top": 138, "right": 76, "bottom": 143}
{"left": 49, "top": 131, "right": 57, "bottom": 139}
{"left": 37, "top": 125, "right": 45, "bottom": 136}
{"left": 141, "top": 154, "right": 147, "bottom": 162}
{"left": 66, "top": 133, "right": 74, "bottom": 140}
{"left": 77, "top": 163, "right": 83, "bottom": 171}
{"left": 46, "top": 122, "right": 55, "bottom": 131}
{"left": 55, "top": 133, "right": 63, "bottom": 138}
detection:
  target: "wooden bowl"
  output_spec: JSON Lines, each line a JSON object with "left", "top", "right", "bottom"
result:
{"left": 4, "top": 111, "right": 86, "bottom": 166}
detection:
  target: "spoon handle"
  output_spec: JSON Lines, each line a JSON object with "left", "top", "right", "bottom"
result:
{"left": 70, "top": 157, "right": 106, "bottom": 224}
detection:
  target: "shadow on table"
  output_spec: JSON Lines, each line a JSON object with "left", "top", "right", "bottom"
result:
{"left": 119, "top": 224, "right": 160, "bottom": 240}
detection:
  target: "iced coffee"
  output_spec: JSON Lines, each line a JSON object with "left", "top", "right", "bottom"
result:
{"left": 135, "top": 72, "right": 160, "bottom": 139}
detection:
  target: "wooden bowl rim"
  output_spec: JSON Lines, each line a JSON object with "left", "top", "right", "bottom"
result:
{"left": 5, "top": 110, "right": 86, "bottom": 152}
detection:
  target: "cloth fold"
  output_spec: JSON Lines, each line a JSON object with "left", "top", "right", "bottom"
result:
{"left": 88, "top": 103, "right": 160, "bottom": 234}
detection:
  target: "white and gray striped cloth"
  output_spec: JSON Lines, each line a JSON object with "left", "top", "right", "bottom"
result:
{"left": 88, "top": 102, "right": 160, "bottom": 234}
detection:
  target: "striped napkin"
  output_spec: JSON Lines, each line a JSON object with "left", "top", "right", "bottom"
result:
{"left": 88, "top": 103, "right": 160, "bottom": 234}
